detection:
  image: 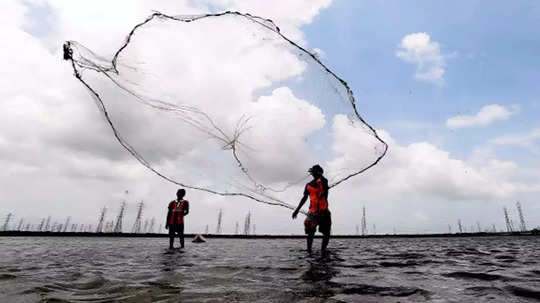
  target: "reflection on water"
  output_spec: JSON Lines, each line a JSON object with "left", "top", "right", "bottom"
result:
{"left": 0, "top": 236, "right": 539, "bottom": 302}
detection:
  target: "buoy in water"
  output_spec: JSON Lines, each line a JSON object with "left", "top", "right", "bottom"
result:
{"left": 192, "top": 234, "right": 206, "bottom": 243}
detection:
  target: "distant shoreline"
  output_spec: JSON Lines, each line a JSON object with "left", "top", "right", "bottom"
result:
{"left": 1, "top": 230, "right": 537, "bottom": 238}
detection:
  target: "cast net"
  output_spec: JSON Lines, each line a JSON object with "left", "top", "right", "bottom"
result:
{"left": 63, "top": 12, "right": 388, "bottom": 212}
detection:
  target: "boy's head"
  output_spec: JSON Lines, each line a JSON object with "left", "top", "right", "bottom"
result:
{"left": 176, "top": 188, "right": 186, "bottom": 199}
{"left": 308, "top": 164, "right": 324, "bottom": 177}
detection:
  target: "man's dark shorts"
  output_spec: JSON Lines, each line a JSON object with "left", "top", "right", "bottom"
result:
{"left": 168, "top": 224, "right": 184, "bottom": 235}
{"left": 304, "top": 210, "right": 331, "bottom": 234}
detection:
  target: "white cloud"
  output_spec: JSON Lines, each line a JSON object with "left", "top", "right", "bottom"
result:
{"left": 396, "top": 32, "right": 445, "bottom": 84}
{"left": 0, "top": 0, "right": 27, "bottom": 28}
{"left": 208, "top": 0, "right": 333, "bottom": 44}
{"left": 446, "top": 104, "right": 516, "bottom": 129}
{"left": 329, "top": 116, "right": 524, "bottom": 201}
{"left": 0, "top": 0, "right": 340, "bottom": 234}
{"left": 327, "top": 116, "right": 540, "bottom": 233}
{"left": 490, "top": 128, "right": 540, "bottom": 155}
{"left": 3, "top": 1, "right": 540, "bottom": 235}
{"left": 312, "top": 48, "right": 326, "bottom": 60}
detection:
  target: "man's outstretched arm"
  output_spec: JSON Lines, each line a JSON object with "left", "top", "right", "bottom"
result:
{"left": 322, "top": 177, "right": 329, "bottom": 201}
{"left": 292, "top": 192, "right": 308, "bottom": 219}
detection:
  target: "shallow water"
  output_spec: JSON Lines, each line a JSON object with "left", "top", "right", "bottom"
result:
{"left": 0, "top": 236, "right": 539, "bottom": 302}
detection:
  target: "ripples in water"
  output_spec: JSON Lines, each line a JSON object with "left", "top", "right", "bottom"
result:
{"left": 0, "top": 236, "right": 539, "bottom": 302}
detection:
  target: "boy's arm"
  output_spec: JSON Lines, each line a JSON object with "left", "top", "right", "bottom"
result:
{"left": 165, "top": 203, "right": 172, "bottom": 229}
{"left": 183, "top": 201, "right": 189, "bottom": 216}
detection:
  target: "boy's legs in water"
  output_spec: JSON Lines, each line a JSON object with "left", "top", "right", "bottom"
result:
{"left": 306, "top": 232, "right": 314, "bottom": 254}
{"left": 169, "top": 224, "right": 185, "bottom": 248}
{"left": 169, "top": 228, "right": 175, "bottom": 249}
{"left": 179, "top": 224, "right": 185, "bottom": 248}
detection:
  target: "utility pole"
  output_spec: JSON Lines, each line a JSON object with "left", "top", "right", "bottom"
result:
{"left": 44, "top": 216, "right": 51, "bottom": 232}
{"left": 216, "top": 209, "right": 223, "bottom": 234}
{"left": 17, "top": 218, "right": 24, "bottom": 231}
{"left": 96, "top": 206, "right": 107, "bottom": 233}
{"left": 361, "top": 206, "right": 367, "bottom": 236}
{"left": 516, "top": 201, "right": 527, "bottom": 232}
{"left": 149, "top": 218, "right": 155, "bottom": 233}
{"left": 63, "top": 217, "right": 71, "bottom": 232}
{"left": 38, "top": 218, "right": 45, "bottom": 231}
{"left": 113, "top": 202, "right": 126, "bottom": 233}
{"left": 503, "top": 207, "right": 513, "bottom": 232}
{"left": 3, "top": 213, "right": 13, "bottom": 231}
{"left": 132, "top": 201, "right": 144, "bottom": 233}
{"left": 244, "top": 212, "right": 251, "bottom": 235}
{"left": 143, "top": 219, "right": 149, "bottom": 233}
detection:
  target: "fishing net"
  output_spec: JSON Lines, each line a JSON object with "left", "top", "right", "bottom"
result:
{"left": 63, "top": 12, "right": 387, "bottom": 212}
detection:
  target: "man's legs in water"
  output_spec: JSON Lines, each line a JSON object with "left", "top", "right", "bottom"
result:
{"left": 320, "top": 210, "right": 331, "bottom": 255}
{"left": 321, "top": 232, "right": 330, "bottom": 254}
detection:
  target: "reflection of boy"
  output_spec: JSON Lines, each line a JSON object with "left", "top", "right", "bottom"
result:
{"left": 292, "top": 165, "right": 331, "bottom": 255}
{"left": 165, "top": 189, "right": 190, "bottom": 249}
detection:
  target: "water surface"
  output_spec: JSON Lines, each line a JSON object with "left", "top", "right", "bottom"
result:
{"left": 1, "top": 236, "right": 539, "bottom": 302}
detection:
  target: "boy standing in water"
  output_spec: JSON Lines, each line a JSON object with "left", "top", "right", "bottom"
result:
{"left": 292, "top": 164, "right": 331, "bottom": 255}
{"left": 166, "top": 189, "right": 190, "bottom": 249}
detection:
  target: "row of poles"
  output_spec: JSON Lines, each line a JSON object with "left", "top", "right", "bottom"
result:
{"left": 0, "top": 200, "right": 152, "bottom": 234}
{"left": 355, "top": 201, "right": 530, "bottom": 236}
{"left": 455, "top": 201, "right": 529, "bottom": 234}
{"left": 1, "top": 204, "right": 255, "bottom": 235}
{"left": 2, "top": 201, "right": 530, "bottom": 235}
{"left": 209, "top": 209, "right": 255, "bottom": 235}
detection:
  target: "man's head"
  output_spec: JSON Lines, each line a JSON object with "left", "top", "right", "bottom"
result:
{"left": 176, "top": 188, "right": 186, "bottom": 199}
{"left": 308, "top": 164, "right": 324, "bottom": 177}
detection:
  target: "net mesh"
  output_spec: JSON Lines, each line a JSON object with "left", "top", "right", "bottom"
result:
{"left": 63, "top": 11, "right": 388, "bottom": 212}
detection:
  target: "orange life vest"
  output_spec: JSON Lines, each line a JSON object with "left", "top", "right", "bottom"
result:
{"left": 168, "top": 200, "right": 187, "bottom": 225}
{"left": 306, "top": 178, "right": 328, "bottom": 213}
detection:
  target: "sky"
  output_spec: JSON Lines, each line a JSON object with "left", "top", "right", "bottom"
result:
{"left": 1, "top": 0, "right": 539, "bottom": 235}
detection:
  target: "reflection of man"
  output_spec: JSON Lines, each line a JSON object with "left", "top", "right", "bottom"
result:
{"left": 165, "top": 189, "right": 190, "bottom": 249}
{"left": 292, "top": 165, "right": 331, "bottom": 255}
